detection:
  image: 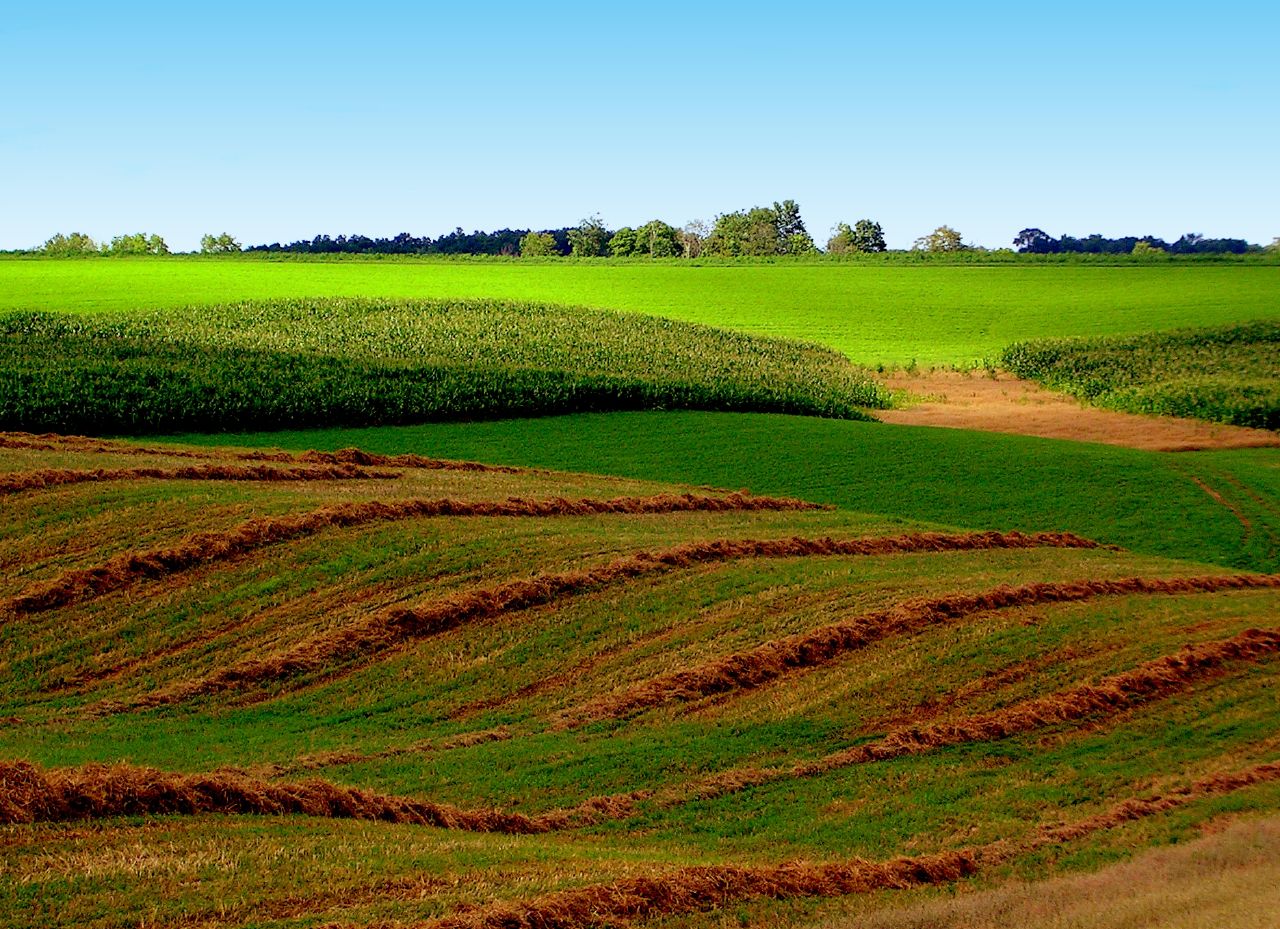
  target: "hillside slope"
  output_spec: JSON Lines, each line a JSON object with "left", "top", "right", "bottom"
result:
{"left": 1, "top": 433, "right": 1277, "bottom": 928}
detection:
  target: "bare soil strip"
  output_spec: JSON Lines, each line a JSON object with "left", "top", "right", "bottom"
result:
{"left": 10, "top": 492, "right": 825, "bottom": 615}
{"left": 0, "top": 760, "right": 630, "bottom": 834}
{"left": 102, "top": 531, "right": 1100, "bottom": 712}
{"left": 563, "top": 576, "right": 1280, "bottom": 728}
{"left": 0, "top": 463, "right": 398, "bottom": 496}
{"left": 404, "top": 759, "right": 1280, "bottom": 929}
{"left": 878, "top": 371, "right": 1280, "bottom": 452}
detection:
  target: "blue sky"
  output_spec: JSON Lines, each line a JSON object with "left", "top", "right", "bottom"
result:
{"left": 3, "top": 1, "right": 1277, "bottom": 251}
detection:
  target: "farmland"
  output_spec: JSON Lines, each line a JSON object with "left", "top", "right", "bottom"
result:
{"left": 1, "top": 434, "right": 1278, "bottom": 929}
{"left": 2, "top": 256, "right": 1278, "bottom": 365}
{"left": 1, "top": 255, "right": 1278, "bottom": 928}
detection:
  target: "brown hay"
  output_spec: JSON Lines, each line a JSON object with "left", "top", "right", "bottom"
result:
{"left": 10, "top": 492, "right": 826, "bottom": 614}
{"left": 800, "top": 626, "right": 1280, "bottom": 775}
{"left": 403, "top": 758, "right": 1280, "bottom": 929}
{"left": 566, "top": 575, "right": 1280, "bottom": 728}
{"left": 0, "top": 760, "right": 567, "bottom": 834}
{"left": 0, "top": 463, "right": 398, "bottom": 496}
{"left": 116, "top": 531, "right": 1102, "bottom": 711}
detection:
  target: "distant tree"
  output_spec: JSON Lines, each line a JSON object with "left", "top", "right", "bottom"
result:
{"left": 1131, "top": 240, "right": 1166, "bottom": 257}
{"left": 519, "top": 231, "right": 558, "bottom": 257}
{"left": 705, "top": 206, "right": 785, "bottom": 257}
{"left": 567, "top": 214, "right": 610, "bottom": 257}
{"left": 638, "top": 220, "right": 681, "bottom": 257}
{"left": 106, "top": 233, "right": 169, "bottom": 256}
{"left": 680, "top": 220, "right": 708, "bottom": 258}
{"left": 912, "top": 225, "right": 966, "bottom": 252}
{"left": 1013, "top": 228, "right": 1059, "bottom": 253}
{"left": 200, "top": 232, "right": 241, "bottom": 254}
{"left": 609, "top": 227, "right": 638, "bottom": 257}
{"left": 829, "top": 219, "right": 886, "bottom": 254}
{"left": 40, "top": 232, "right": 100, "bottom": 256}
{"left": 1268, "top": 237, "right": 1280, "bottom": 253}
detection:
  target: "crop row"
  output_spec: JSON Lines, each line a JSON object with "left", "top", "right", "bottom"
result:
{"left": 1001, "top": 321, "right": 1280, "bottom": 429}
{"left": 0, "top": 300, "right": 889, "bottom": 433}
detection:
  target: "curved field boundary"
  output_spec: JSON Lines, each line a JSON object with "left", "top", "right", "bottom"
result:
{"left": 105, "top": 531, "right": 1101, "bottom": 712}
{"left": 0, "top": 760, "right": 632, "bottom": 834}
{"left": 386, "top": 759, "right": 1280, "bottom": 929}
{"left": 0, "top": 463, "right": 398, "bottom": 496}
{"left": 563, "top": 575, "right": 1280, "bottom": 728}
{"left": 10, "top": 492, "right": 826, "bottom": 614}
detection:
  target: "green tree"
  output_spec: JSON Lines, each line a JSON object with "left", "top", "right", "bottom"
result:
{"left": 636, "top": 220, "right": 681, "bottom": 257}
{"left": 200, "top": 232, "right": 241, "bottom": 254}
{"left": 829, "top": 219, "right": 886, "bottom": 254}
{"left": 518, "top": 231, "right": 558, "bottom": 257}
{"left": 107, "top": 233, "right": 169, "bottom": 256}
{"left": 705, "top": 207, "right": 782, "bottom": 257}
{"left": 40, "top": 232, "right": 100, "bottom": 256}
{"left": 608, "top": 227, "right": 638, "bottom": 256}
{"left": 679, "top": 220, "right": 708, "bottom": 258}
{"left": 1131, "top": 240, "right": 1166, "bottom": 257}
{"left": 567, "top": 214, "right": 610, "bottom": 257}
{"left": 912, "top": 225, "right": 966, "bottom": 252}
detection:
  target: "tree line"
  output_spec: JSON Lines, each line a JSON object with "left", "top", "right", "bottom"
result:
{"left": 27, "top": 206, "right": 1277, "bottom": 258}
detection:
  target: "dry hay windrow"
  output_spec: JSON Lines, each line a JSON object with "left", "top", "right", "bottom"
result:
{"left": 9, "top": 493, "right": 827, "bottom": 615}
{"left": 0, "top": 431, "right": 532, "bottom": 473}
{"left": 0, "top": 760, "right": 633, "bottom": 834}
{"left": 104, "top": 531, "right": 1102, "bottom": 713}
{"left": 563, "top": 574, "right": 1280, "bottom": 728}
{"left": 375, "top": 759, "right": 1280, "bottom": 929}
{"left": 0, "top": 463, "right": 400, "bottom": 496}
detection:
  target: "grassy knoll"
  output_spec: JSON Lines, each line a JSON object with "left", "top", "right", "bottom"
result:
{"left": 172, "top": 412, "right": 1280, "bottom": 573}
{"left": 0, "top": 436, "right": 1277, "bottom": 928}
{"left": 1003, "top": 321, "right": 1280, "bottom": 429}
{"left": 2, "top": 256, "right": 1277, "bottom": 365}
{"left": 0, "top": 300, "right": 883, "bottom": 432}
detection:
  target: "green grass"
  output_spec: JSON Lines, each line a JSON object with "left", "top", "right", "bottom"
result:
{"left": 171, "top": 412, "right": 1280, "bottom": 573}
{"left": 3, "top": 256, "right": 1277, "bottom": 365}
{"left": 1003, "top": 321, "right": 1280, "bottom": 429}
{"left": 0, "top": 300, "right": 884, "bottom": 432}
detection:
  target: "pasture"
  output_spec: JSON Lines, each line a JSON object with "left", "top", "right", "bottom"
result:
{"left": 2, "top": 256, "right": 1278, "bottom": 365}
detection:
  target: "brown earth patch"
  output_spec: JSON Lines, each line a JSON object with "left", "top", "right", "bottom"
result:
{"left": 878, "top": 371, "right": 1280, "bottom": 452}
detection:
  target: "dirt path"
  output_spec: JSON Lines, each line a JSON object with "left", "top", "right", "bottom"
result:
{"left": 878, "top": 372, "right": 1280, "bottom": 452}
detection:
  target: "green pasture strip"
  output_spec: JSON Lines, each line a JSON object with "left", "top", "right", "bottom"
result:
{"left": 168, "top": 412, "right": 1280, "bottom": 572}
{"left": 1003, "top": 321, "right": 1280, "bottom": 429}
{"left": 0, "top": 301, "right": 883, "bottom": 433}
{"left": 2, "top": 257, "right": 1277, "bottom": 365}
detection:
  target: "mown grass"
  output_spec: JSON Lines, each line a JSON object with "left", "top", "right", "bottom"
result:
{"left": 171, "top": 412, "right": 1280, "bottom": 572}
{"left": 2, "top": 256, "right": 1277, "bottom": 365}
{"left": 0, "top": 300, "right": 884, "bottom": 433}
{"left": 0, "top": 435, "right": 1276, "bottom": 927}
{"left": 1002, "top": 321, "right": 1280, "bottom": 429}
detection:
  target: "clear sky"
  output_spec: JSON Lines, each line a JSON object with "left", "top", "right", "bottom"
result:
{"left": 3, "top": 1, "right": 1277, "bottom": 251}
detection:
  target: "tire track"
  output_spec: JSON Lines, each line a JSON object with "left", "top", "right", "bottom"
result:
{"left": 10, "top": 492, "right": 825, "bottom": 615}
{"left": 94, "top": 531, "right": 1101, "bottom": 713}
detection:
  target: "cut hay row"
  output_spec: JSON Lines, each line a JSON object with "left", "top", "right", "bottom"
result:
{"left": 801, "top": 625, "right": 1280, "bottom": 773}
{"left": 392, "top": 759, "right": 1280, "bottom": 929}
{"left": 563, "top": 575, "right": 1280, "bottom": 728}
{"left": 9, "top": 492, "right": 827, "bottom": 615}
{"left": 107, "top": 531, "right": 1101, "bottom": 712}
{"left": 0, "top": 463, "right": 398, "bottom": 496}
{"left": 0, "top": 431, "right": 529, "bottom": 473}
{"left": 0, "top": 759, "right": 630, "bottom": 834}
{"left": 261, "top": 726, "right": 512, "bottom": 778}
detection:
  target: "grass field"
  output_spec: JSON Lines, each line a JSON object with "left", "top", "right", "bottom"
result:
{"left": 0, "top": 300, "right": 883, "bottom": 432}
{"left": 171, "top": 412, "right": 1280, "bottom": 574}
{"left": 1, "top": 434, "right": 1277, "bottom": 928}
{"left": 3, "top": 257, "right": 1278, "bottom": 365}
